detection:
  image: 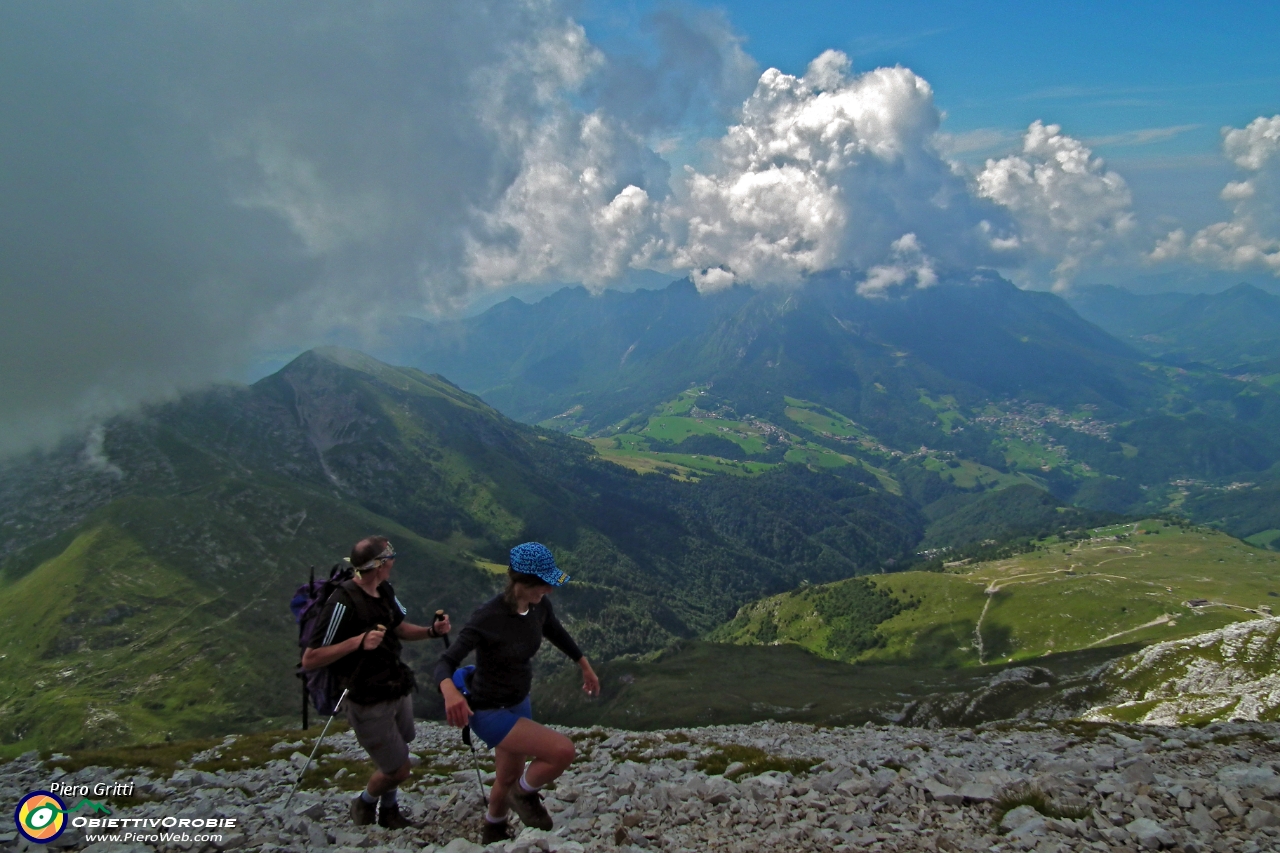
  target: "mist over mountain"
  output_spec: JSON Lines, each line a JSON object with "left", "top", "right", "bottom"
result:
{"left": 1067, "top": 282, "right": 1280, "bottom": 367}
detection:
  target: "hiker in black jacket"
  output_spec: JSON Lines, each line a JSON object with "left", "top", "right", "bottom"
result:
{"left": 436, "top": 542, "right": 598, "bottom": 844}
{"left": 302, "top": 536, "right": 450, "bottom": 829}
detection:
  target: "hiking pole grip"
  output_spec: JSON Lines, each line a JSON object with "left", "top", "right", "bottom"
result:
{"left": 434, "top": 610, "right": 450, "bottom": 647}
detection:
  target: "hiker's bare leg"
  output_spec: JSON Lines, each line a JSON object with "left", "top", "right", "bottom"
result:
{"left": 366, "top": 760, "right": 411, "bottom": 797}
{"left": 496, "top": 718, "right": 575, "bottom": 788}
{"left": 488, "top": 747, "right": 526, "bottom": 819}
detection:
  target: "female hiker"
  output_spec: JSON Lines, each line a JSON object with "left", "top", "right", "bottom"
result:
{"left": 302, "top": 536, "right": 451, "bottom": 829}
{"left": 436, "top": 542, "right": 599, "bottom": 844}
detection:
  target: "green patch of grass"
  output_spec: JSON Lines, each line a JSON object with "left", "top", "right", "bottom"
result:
{"left": 45, "top": 735, "right": 231, "bottom": 775}
{"left": 1245, "top": 528, "right": 1280, "bottom": 550}
{"left": 641, "top": 416, "right": 771, "bottom": 455}
{"left": 39, "top": 723, "right": 475, "bottom": 796}
{"left": 994, "top": 781, "right": 1091, "bottom": 828}
{"left": 43, "top": 726, "right": 351, "bottom": 776}
{"left": 535, "top": 640, "right": 1103, "bottom": 730}
{"left": 921, "top": 454, "right": 1028, "bottom": 490}
{"left": 590, "top": 439, "right": 778, "bottom": 478}
{"left": 783, "top": 403, "right": 866, "bottom": 439}
{"left": 695, "top": 743, "right": 817, "bottom": 780}
{"left": 918, "top": 392, "right": 968, "bottom": 434}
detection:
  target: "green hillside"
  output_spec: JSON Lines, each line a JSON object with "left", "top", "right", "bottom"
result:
{"left": 714, "top": 519, "right": 1279, "bottom": 667}
{"left": 392, "top": 276, "right": 1280, "bottom": 528}
{"left": 0, "top": 476, "right": 494, "bottom": 755}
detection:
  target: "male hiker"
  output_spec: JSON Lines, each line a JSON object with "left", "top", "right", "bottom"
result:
{"left": 301, "top": 536, "right": 451, "bottom": 828}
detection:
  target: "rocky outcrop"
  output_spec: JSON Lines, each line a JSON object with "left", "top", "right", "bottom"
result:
{"left": 3, "top": 719, "right": 1277, "bottom": 852}
{"left": 1085, "top": 617, "right": 1280, "bottom": 725}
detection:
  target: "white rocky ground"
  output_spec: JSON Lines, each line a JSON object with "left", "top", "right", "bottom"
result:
{"left": 1085, "top": 618, "right": 1280, "bottom": 726}
{"left": 2, "top": 719, "right": 1278, "bottom": 853}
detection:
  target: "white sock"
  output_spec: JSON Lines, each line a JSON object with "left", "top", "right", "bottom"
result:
{"left": 484, "top": 811, "right": 507, "bottom": 824}
{"left": 518, "top": 771, "right": 541, "bottom": 794}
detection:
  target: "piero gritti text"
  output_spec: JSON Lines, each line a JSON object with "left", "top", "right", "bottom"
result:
{"left": 49, "top": 780, "right": 135, "bottom": 798}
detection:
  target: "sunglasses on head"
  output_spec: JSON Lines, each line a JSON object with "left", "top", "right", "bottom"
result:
{"left": 352, "top": 547, "right": 397, "bottom": 574}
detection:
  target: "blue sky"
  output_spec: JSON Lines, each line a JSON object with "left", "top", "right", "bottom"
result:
{"left": 583, "top": 0, "right": 1280, "bottom": 228}
{"left": 590, "top": 1, "right": 1280, "bottom": 147}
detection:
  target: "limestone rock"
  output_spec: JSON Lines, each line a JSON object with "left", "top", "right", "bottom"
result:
{"left": 1126, "top": 816, "right": 1175, "bottom": 850}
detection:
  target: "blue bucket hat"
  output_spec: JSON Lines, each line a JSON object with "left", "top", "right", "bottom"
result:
{"left": 509, "top": 542, "right": 570, "bottom": 587}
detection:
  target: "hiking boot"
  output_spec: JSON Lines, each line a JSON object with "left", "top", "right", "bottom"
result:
{"left": 349, "top": 795, "right": 377, "bottom": 826}
{"left": 481, "top": 817, "right": 513, "bottom": 844}
{"left": 377, "top": 802, "right": 414, "bottom": 829}
{"left": 505, "top": 787, "right": 553, "bottom": 831}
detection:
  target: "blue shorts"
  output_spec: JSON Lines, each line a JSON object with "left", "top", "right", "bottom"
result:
{"left": 469, "top": 695, "right": 532, "bottom": 749}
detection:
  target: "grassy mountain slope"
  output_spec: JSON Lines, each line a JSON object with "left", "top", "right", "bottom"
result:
{"left": 0, "top": 348, "right": 925, "bottom": 751}
{"left": 918, "top": 483, "right": 1112, "bottom": 550}
{"left": 531, "top": 639, "right": 1129, "bottom": 731}
{"left": 714, "top": 519, "right": 1279, "bottom": 667}
{"left": 0, "top": 471, "right": 494, "bottom": 753}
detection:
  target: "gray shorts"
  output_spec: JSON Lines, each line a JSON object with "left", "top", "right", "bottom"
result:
{"left": 345, "top": 694, "right": 415, "bottom": 774}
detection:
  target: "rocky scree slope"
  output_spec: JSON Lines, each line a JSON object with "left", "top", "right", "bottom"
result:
{"left": 4, "top": 720, "right": 1279, "bottom": 853}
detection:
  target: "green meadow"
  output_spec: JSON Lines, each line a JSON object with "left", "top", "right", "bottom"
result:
{"left": 717, "top": 520, "right": 1280, "bottom": 668}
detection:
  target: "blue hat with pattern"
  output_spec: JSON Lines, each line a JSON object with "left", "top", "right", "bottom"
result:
{"left": 509, "top": 542, "right": 570, "bottom": 586}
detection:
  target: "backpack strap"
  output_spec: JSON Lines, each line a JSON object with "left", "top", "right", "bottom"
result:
{"left": 333, "top": 579, "right": 382, "bottom": 634}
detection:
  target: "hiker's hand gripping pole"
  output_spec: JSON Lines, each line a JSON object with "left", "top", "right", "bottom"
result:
{"left": 433, "top": 610, "right": 450, "bottom": 647}
{"left": 360, "top": 623, "right": 387, "bottom": 651}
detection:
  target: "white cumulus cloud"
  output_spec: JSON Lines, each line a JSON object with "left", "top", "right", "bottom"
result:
{"left": 665, "top": 50, "right": 1008, "bottom": 290}
{"left": 976, "top": 121, "right": 1135, "bottom": 290}
{"left": 1151, "top": 115, "right": 1280, "bottom": 275}
{"left": 858, "top": 233, "right": 938, "bottom": 296}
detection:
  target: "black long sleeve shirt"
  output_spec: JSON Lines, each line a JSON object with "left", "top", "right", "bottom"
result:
{"left": 433, "top": 594, "right": 582, "bottom": 710}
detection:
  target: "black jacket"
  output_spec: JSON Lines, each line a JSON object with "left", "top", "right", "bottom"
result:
{"left": 434, "top": 594, "right": 582, "bottom": 709}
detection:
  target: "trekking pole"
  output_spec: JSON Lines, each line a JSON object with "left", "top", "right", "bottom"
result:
{"left": 438, "top": 614, "right": 482, "bottom": 803}
{"left": 284, "top": 623, "right": 385, "bottom": 810}
{"left": 284, "top": 687, "right": 348, "bottom": 811}
{"left": 461, "top": 725, "right": 487, "bottom": 807}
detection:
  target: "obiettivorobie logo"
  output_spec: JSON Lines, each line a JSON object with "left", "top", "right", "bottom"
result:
{"left": 14, "top": 791, "right": 111, "bottom": 844}
{"left": 15, "top": 788, "right": 239, "bottom": 846}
